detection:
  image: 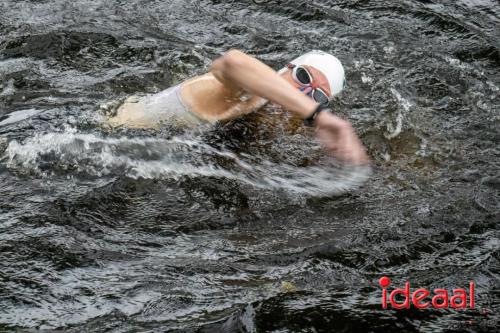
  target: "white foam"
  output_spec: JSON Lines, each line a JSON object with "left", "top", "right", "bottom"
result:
{"left": 5, "top": 127, "right": 371, "bottom": 196}
{"left": 0, "top": 108, "right": 43, "bottom": 126}
{"left": 385, "top": 88, "right": 411, "bottom": 139}
{"left": 0, "top": 78, "right": 16, "bottom": 97}
{"left": 361, "top": 73, "right": 373, "bottom": 84}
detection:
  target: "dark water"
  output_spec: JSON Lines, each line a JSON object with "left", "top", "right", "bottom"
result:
{"left": 0, "top": 0, "right": 499, "bottom": 332}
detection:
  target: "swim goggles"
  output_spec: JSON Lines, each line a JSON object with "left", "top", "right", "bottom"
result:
{"left": 287, "top": 63, "right": 329, "bottom": 105}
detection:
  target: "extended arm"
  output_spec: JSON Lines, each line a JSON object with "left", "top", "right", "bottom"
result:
{"left": 211, "top": 49, "right": 317, "bottom": 119}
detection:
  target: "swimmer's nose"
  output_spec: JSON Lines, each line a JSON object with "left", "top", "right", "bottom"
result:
{"left": 302, "top": 86, "right": 313, "bottom": 95}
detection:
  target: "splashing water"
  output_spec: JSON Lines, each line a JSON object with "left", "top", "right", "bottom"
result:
{"left": 5, "top": 126, "right": 371, "bottom": 196}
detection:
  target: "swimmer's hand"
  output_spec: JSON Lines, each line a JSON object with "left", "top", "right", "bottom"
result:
{"left": 315, "top": 112, "right": 370, "bottom": 166}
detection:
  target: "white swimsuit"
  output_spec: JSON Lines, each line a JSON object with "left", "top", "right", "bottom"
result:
{"left": 107, "top": 84, "right": 204, "bottom": 128}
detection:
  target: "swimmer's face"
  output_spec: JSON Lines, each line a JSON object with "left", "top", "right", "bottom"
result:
{"left": 282, "top": 65, "right": 332, "bottom": 100}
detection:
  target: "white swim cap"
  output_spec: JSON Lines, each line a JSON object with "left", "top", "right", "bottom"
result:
{"left": 279, "top": 50, "right": 346, "bottom": 99}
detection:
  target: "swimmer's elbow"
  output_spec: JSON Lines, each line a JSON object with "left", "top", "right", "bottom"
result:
{"left": 212, "top": 49, "right": 247, "bottom": 74}
{"left": 224, "top": 49, "right": 247, "bottom": 68}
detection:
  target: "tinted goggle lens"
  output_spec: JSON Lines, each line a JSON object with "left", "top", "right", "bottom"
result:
{"left": 295, "top": 67, "right": 311, "bottom": 85}
{"left": 313, "top": 89, "right": 329, "bottom": 105}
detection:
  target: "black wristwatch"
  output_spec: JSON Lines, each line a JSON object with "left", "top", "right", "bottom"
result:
{"left": 304, "top": 104, "right": 330, "bottom": 127}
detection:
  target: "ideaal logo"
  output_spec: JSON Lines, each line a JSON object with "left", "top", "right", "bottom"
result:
{"left": 379, "top": 276, "right": 475, "bottom": 309}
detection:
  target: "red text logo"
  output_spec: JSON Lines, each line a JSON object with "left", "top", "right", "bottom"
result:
{"left": 379, "top": 276, "right": 475, "bottom": 309}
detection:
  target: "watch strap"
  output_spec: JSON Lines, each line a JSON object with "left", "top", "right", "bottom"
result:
{"left": 304, "top": 104, "right": 329, "bottom": 126}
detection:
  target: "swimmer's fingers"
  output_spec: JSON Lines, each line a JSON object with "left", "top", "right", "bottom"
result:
{"left": 315, "top": 112, "right": 370, "bottom": 166}
{"left": 316, "top": 127, "right": 338, "bottom": 151}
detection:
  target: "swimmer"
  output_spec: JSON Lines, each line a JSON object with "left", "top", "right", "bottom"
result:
{"left": 108, "top": 50, "right": 369, "bottom": 165}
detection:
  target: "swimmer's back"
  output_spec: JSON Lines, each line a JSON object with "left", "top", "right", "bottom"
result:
{"left": 107, "top": 73, "right": 267, "bottom": 129}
